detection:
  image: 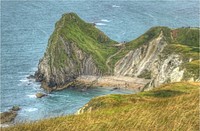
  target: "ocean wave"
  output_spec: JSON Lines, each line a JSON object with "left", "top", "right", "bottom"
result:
{"left": 95, "top": 23, "right": 106, "bottom": 26}
{"left": 19, "top": 78, "right": 29, "bottom": 83}
{"left": 112, "top": 5, "right": 120, "bottom": 8}
{"left": 18, "top": 78, "right": 31, "bottom": 86}
{"left": 47, "top": 93, "right": 69, "bottom": 98}
{"left": 101, "top": 19, "right": 110, "bottom": 22}
{"left": 25, "top": 108, "right": 38, "bottom": 112}
{"left": 27, "top": 94, "right": 36, "bottom": 98}
{"left": 31, "top": 67, "right": 37, "bottom": 71}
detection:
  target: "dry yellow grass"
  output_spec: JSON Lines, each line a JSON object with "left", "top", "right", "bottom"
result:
{"left": 2, "top": 82, "right": 199, "bottom": 131}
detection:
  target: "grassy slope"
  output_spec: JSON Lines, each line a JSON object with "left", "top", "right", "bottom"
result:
{"left": 46, "top": 13, "right": 118, "bottom": 73}
{"left": 3, "top": 82, "right": 199, "bottom": 131}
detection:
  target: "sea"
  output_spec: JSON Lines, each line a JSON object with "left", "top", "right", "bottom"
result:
{"left": 1, "top": 0, "right": 199, "bottom": 124}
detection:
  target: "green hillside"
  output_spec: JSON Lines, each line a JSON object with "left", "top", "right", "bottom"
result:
{"left": 46, "top": 13, "right": 118, "bottom": 73}
{"left": 3, "top": 82, "right": 199, "bottom": 131}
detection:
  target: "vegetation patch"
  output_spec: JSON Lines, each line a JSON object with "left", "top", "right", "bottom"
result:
{"left": 182, "top": 60, "right": 200, "bottom": 80}
{"left": 140, "top": 90, "right": 185, "bottom": 98}
{"left": 173, "top": 28, "right": 199, "bottom": 47}
{"left": 162, "top": 44, "right": 199, "bottom": 61}
{"left": 138, "top": 69, "right": 151, "bottom": 79}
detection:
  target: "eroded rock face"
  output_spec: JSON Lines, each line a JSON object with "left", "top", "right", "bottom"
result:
{"left": 115, "top": 32, "right": 167, "bottom": 76}
{"left": 114, "top": 31, "right": 196, "bottom": 89}
{"left": 35, "top": 39, "right": 101, "bottom": 91}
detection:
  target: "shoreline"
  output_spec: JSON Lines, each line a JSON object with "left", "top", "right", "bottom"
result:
{"left": 75, "top": 75, "right": 151, "bottom": 92}
{"left": 36, "top": 75, "right": 151, "bottom": 92}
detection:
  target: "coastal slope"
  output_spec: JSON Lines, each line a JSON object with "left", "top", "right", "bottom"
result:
{"left": 3, "top": 82, "right": 199, "bottom": 131}
{"left": 35, "top": 13, "right": 199, "bottom": 91}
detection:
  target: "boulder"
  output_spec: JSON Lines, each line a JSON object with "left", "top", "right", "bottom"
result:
{"left": 27, "top": 75, "right": 35, "bottom": 79}
{"left": 36, "top": 92, "right": 47, "bottom": 98}
{"left": 10, "top": 105, "right": 20, "bottom": 111}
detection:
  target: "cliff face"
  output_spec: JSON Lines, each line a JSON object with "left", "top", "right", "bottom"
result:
{"left": 35, "top": 13, "right": 118, "bottom": 91}
{"left": 114, "top": 28, "right": 199, "bottom": 89}
{"left": 35, "top": 41, "right": 101, "bottom": 90}
{"left": 35, "top": 13, "right": 199, "bottom": 91}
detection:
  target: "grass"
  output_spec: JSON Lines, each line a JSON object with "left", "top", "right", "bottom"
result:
{"left": 3, "top": 82, "right": 199, "bottom": 131}
{"left": 173, "top": 28, "right": 199, "bottom": 47}
{"left": 162, "top": 44, "right": 199, "bottom": 61}
{"left": 181, "top": 60, "right": 200, "bottom": 80}
{"left": 138, "top": 69, "right": 151, "bottom": 79}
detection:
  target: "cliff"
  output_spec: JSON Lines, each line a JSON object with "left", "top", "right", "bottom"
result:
{"left": 114, "top": 27, "right": 199, "bottom": 89}
{"left": 35, "top": 13, "right": 199, "bottom": 91}
{"left": 35, "top": 13, "right": 118, "bottom": 91}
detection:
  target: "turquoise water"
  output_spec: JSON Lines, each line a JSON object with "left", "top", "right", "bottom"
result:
{"left": 1, "top": 1, "right": 199, "bottom": 122}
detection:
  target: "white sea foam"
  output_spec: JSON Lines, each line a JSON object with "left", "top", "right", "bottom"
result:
{"left": 101, "top": 19, "right": 110, "bottom": 22}
{"left": 95, "top": 23, "right": 106, "bottom": 26}
{"left": 112, "top": 5, "right": 120, "bottom": 8}
{"left": 25, "top": 108, "right": 38, "bottom": 112}
{"left": 31, "top": 67, "right": 37, "bottom": 71}
{"left": 18, "top": 78, "right": 31, "bottom": 86}
{"left": 27, "top": 94, "right": 36, "bottom": 98}
{"left": 19, "top": 78, "right": 29, "bottom": 83}
{"left": 18, "top": 72, "right": 29, "bottom": 75}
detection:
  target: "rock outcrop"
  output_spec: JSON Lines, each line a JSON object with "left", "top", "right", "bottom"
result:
{"left": 0, "top": 106, "right": 20, "bottom": 124}
{"left": 35, "top": 13, "right": 199, "bottom": 91}
{"left": 36, "top": 92, "right": 47, "bottom": 98}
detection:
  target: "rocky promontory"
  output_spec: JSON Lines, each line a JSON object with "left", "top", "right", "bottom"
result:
{"left": 0, "top": 106, "right": 20, "bottom": 124}
{"left": 35, "top": 12, "right": 199, "bottom": 92}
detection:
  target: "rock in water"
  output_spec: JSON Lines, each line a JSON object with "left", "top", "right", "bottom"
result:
{"left": 36, "top": 92, "right": 47, "bottom": 98}
{"left": 0, "top": 111, "right": 17, "bottom": 124}
{"left": 27, "top": 75, "right": 35, "bottom": 79}
{"left": 10, "top": 106, "right": 20, "bottom": 111}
